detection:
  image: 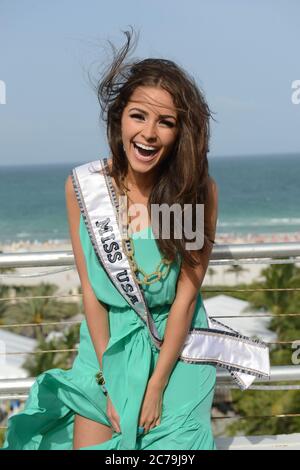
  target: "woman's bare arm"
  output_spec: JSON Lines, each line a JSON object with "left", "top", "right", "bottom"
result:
{"left": 148, "top": 177, "right": 219, "bottom": 389}
{"left": 65, "top": 175, "right": 110, "bottom": 369}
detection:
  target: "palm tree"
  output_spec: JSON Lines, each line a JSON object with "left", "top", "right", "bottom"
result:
{"left": 3, "top": 283, "right": 78, "bottom": 339}
{"left": 0, "top": 261, "right": 17, "bottom": 325}
{"left": 0, "top": 285, "right": 10, "bottom": 326}
{"left": 227, "top": 262, "right": 300, "bottom": 437}
{"left": 249, "top": 262, "right": 300, "bottom": 337}
{"left": 207, "top": 267, "right": 217, "bottom": 284}
{"left": 225, "top": 263, "right": 249, "bottom": 283}
{"left": 260, "top": 262, "right": 300, "bottom": 313}
{"left": 22, "top": 323, "right": 80, "bottom": 376}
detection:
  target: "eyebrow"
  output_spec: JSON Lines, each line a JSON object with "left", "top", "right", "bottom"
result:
{"left": 128, "top": 107, "right": 177, "bottom": 120}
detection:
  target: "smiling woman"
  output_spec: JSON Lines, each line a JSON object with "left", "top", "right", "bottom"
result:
{"left": 2, "top": 28, "right": 220, "bottom": 451}
{"left": 97, "top": 31, "right": 214, "bottom": 268}
{"left": 121, "top": 86, "right": 179, "bottom": 166}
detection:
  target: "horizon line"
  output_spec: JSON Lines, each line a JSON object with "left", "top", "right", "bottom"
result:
{"left": 0, "top": 151, "right": 299, "bottom": 167}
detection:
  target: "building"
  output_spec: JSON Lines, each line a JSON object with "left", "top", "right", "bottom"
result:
{"left": 0, "top": 329, "right": 37, "bottom": 379}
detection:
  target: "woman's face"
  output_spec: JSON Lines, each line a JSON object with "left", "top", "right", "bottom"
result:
{"left": 121, "top": 86, "right": 179, "bottom": 173}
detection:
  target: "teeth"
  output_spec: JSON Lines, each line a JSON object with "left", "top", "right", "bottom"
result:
{"left": 134, "top": 142, "right": 158, "bottom": 151}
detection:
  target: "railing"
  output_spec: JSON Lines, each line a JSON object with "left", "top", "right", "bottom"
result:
{"left": 1, "top": 241, "right": 300, "bottom": 270}
{"left": 1, "top": 241, "right": 300, "bottom": 449}
{"left": 0, "top": 366, "right": 300, "bottom": 400}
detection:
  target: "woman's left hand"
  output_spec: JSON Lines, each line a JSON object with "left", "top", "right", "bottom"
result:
{"left": 138, "top": 382, "right": 164, "bottom": 434}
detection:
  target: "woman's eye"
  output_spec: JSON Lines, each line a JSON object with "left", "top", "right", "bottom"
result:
{"left": 129, "top": 114, "right": 175, "bottom": 128}
{"left": 160, "top": 120, "right": 175, "bottom": 128}
{"left": 130, "top": 113, "right": 144, "bottom": 120}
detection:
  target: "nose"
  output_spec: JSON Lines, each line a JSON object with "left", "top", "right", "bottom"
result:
{"left": 141, "top": 120, "right": 157, "bottom": 142}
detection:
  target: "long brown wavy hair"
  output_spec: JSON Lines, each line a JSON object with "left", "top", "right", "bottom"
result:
{"left": 91, "top": 28, "right": 215, "bottom": 268}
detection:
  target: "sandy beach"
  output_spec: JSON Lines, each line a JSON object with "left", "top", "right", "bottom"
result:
{"left": 0, "top": 232, "right": 300, "bottom": 291}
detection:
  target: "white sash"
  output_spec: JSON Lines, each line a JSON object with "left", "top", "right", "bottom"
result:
{"left": 72, "top": 158, "right": 270, "bottom": 390}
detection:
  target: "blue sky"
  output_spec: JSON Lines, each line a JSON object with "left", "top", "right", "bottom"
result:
{"left": 0, "top": 0, "right": 299, "bottom": 165}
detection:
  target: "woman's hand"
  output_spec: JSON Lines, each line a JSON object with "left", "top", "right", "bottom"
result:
{"left": 138, "top": 382, "right": 164, "bottom": 434}
{"left": 106, "top": 395, "right": 121, "bottom": 433}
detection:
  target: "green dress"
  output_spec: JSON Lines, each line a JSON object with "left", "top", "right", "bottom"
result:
{"left": 2, "top": 214, "right": 217, "bottom": 450}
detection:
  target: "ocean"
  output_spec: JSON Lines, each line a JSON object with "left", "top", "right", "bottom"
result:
{"left": 0, "top": 153, "right": 299, "bottom": 244}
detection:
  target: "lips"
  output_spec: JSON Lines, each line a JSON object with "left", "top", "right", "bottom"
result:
{"left": 132, "top": 142, "right": 160, "bottom": 162}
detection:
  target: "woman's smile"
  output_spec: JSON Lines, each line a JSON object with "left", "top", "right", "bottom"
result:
{"left": 132, "top": 141, "right": 161, "bottom": 162}
{"left": 121, "top": 86, "right": 178, "bottom": 173}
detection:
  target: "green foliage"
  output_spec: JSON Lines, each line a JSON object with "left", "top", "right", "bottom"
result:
{"left": 0, "top": 280, "right": 82, "bottom": 375}
{"left": 225, "top": 264, "right": 250, "bottom": 284}
{"left": 227, "top": 387, "right": 300, "bottom": 436}
{"left": 22, "top": 323, "right": 80, "bottom": 376}
{"left": 225, "top": 262, "right": 300, "bottom": 436}
{"left": 2, "top": 282, "right": 79, "bottom": 338}
{"left": 0, "top": 428, "right": 5, "bottom": 448}
{"left": 0, "top": 285, "right": 10, "bottom": 325}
